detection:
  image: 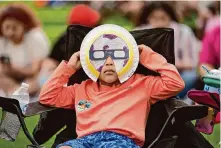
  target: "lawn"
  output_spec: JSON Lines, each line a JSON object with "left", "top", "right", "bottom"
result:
{"left": 0, "top": 1, "right": 220, "bottom": 148}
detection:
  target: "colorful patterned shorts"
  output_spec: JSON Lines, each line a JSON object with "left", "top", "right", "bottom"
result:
{"left": 56, "top": 131, "right": 140, "bottom": 148}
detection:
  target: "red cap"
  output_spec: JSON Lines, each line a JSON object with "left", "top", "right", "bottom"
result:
{"left": 68, "top": 4, "right": 100, "bottom": 27}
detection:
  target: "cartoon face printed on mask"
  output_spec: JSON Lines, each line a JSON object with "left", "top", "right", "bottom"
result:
{"left": 80, "top": 24, "right": 139, "bottom": 83}
{"left": 89, "top": 34, "right": 130, "bottom": 73}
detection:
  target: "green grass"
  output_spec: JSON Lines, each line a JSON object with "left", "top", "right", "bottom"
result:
{"left": 0, "top": 1, "right": 220, "bottom": 148}
{"left": 0, "top": 112, "right": 57, "bottom": 148}
{"left": 203, "top": 125, "right": 220, "bottom": 148}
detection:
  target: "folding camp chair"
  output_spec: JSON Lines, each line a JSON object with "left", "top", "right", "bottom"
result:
{"left": 33, "top": 25, "right": 212, "bottom": 148}
{"left": 0, "top": 25, "right": 212, "bottom": 148}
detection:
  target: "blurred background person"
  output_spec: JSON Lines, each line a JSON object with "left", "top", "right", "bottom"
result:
{"left": 175, "top": 1, "right": 202, "bottom": 39}
{"left": 198, "top": 1, "right": 220, "bottom": 77}
{"left": 197, "top": 20, "right": 220, "bottom": 148}
{"left": 33, "top": 4, "right": 101, "bottom": 148}
{"left": 116, "top": 1, "right": 146, "bottom": 27}
{"left": 193, "top": 1, "right": 220, "bottom": 40}
{"left": 198, "top": 25, "right": 220, "bottom": 77}
{"left": 190, "top": 1, "right": 220, "bottom": 92}
{"left": 203, "top": 1, "right": 220, "bottom": 34}
{"left": 0, "top": 3, "right": 49, "bottom": 96}
{"left": 93, "top": 1, "right": 135, "bottom": 30}
{"left": 136, "top": 2, "right": 200, "bottom": 99}
{"left": 37, "top": 4, "right": 100, "bottom": 89}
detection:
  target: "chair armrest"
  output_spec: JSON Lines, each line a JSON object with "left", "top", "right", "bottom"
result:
{"left": 0, "top": 97, "right": 23, "bottom": 115}
{"left": 0, "top": 97, "right": 42, "bottom": 147}
{"left": 0, "top": 96, "right": 55, "bottom": 117}
{"left": 147, "top": 98, "right": 208, "bottom": 148}
{"left": 172, "top": 105, "right": 208, "bottom": 124}
{"left": 164, "top": 98, "right": 208, "bottom": 123}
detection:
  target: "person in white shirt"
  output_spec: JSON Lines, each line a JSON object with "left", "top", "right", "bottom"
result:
{"left": 0, "top": 4, "right": 49, "bottom": 95}
{"left": 135, "top": 2, "right": 200, "bottom": 98}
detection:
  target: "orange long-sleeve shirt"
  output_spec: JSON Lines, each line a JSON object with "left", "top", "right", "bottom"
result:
{"left": 39, "top": 46, "right": 185, "bottom": 146}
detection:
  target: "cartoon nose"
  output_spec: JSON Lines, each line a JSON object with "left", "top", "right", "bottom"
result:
{"left": 105, "top": 56, "right": 114, "bottom": 66}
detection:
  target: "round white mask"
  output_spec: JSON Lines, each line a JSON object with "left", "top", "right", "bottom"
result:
{"left": 80, "top": 24, "right": 139, "bottom": 83}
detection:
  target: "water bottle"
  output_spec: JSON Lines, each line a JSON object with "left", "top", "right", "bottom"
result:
{"left": 12, "top": 82, "right": 30, "bottom": 113}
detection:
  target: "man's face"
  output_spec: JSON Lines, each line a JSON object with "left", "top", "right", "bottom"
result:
{"left": 99, "top": 56, "right": 119, "bottom": 84}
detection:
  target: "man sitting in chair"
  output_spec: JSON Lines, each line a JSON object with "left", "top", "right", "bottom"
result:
{"left": 39, "top": 25, "right": 185, "bottom": 148}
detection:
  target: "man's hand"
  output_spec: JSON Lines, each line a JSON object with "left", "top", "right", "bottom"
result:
{"left": 67, "top": 51, "right": 81, "bottom": 70}
{"left": 198, "top": 64, "right": 214, "bottom": 78}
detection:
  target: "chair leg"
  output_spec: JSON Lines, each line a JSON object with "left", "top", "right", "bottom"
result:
{"left": 148, "top": 110, "right": 176, "bottom": 148}
{"left": 12, "top": 104, "right": 40, "bottom": 147}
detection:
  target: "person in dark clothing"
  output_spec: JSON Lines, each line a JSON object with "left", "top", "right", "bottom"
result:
{"left": 33, "top": 4, "right": 100, "bottom": 148}
{"left": 37, "top": 4, "right": 100, "bottom": 89}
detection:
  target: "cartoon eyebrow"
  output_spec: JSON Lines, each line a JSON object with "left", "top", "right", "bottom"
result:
{"left": 103, "top": 34, "right": 117, "bottom": 40}
{"left": 103, "top": 45, "right": 109, "bottom": 50}
{"left": 123, "top": 46, "right": 128, "bottom": 51}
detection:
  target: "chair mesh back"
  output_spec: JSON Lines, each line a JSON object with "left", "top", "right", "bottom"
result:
{"left": 0, "top": 111, "right": 20, "bottom": 141}
{"left": 65, "top": 25, "right": 175, "bottom": 85}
